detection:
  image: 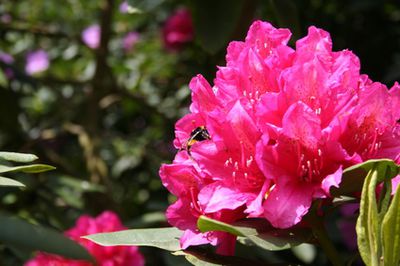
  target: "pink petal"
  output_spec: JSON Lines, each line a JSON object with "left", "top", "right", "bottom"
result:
{"left": 321, "top": 165, "right": 343, "bottom": 194}
{"left": 189, "top": 74, "right": 219, "bottom": 113}
{"left": 180, "top": 230, "right": 214, "bottom": 249}
{"left": 282, "top": 102, "right": 321, "bottom": 148}
{"left": 263, "top": 180, "right": 313, "bottom": 228}
{"left": 159, "top": 162, "right": 200, "bottom": 197}
{"left": 198, "top": 182, "right": 248, "bottom": 213}
{"left": 166, "top": 198, "right": 198, "bottom": 231}
{"left": 392, "top": 175, "right": 400, "bottom": 195}
{"left": 245, "top": 20, "right": 291, "bottom": 59}
{"left": 296, "top": 26, "right": 332, "bottom": 56}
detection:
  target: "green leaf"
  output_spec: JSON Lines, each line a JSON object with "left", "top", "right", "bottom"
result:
{"left": 0, "top": 152, "right": 38, "bottom": 163}
{"left": 197, "top": 215, "right": 249, "bottom": 237}
{"left": 197, "top": 216, "right": 311, "bottom": 251}
{"left": 126, "top": 0, "right": 165, "bottom": 13}
{"left": 173, "top": 248, "right": 267, "bottom": 266}
{"left": 190, "top": 0, "right": 245, "bottom": 54}
{"left": 331, "top": 159, "right": 399, "bottom": 197}
{"left": 0, "top": 164, "right": 56, "bottom": 174}
{"left": 382, "top": 185, "right": 400, "bottom": 265}
{"left": 356, "top": 163, "right": 385, "bottom": 266}
{"left": 83, "top": 227, "right": 182, "bottom": 251}
{"left": 0, "top": 69, "right": 8, "bottom": 87}
{"left": 0, "top": 176, "right": 25, "bottom": 187}
{"left": 0, "top": 212, "right": 93, "bottom": 262}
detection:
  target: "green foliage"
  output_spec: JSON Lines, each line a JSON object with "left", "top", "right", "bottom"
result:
{"left": 382, "top": 185, "right": 400, "bottom": 265}
{"left": 0, "top": 176, "right": 25, "bottom": 187}
{"left": 0, "top": 69, "right": 8, "bottom": 87}
{"left": 0, "top": 164, "right": 56, "bottom": 174}
{"left": 173, "top": 249, "right": 267, "bottom": 266}
{"left": 127, "top": 0, "right": 166, "bottom": 13}
{"left": 83, "top": 227, "right": 183, "bottom": 251}
{"left": 0, "top": 151, "right": 55, "bottom": 187}
{"left": 331, "top": 159, "right": 399, "bottom": 197}
{"left": 0, "top": 152, "right": 38, "bottom": 163}
{"left": 197, "top": 216, "right": 312, "bottom": 251}
{"left": 0, "top": 212, "right": 93, "bottom": 262}
{"left": 351, "top": 160, "right": 400, "bottom": 266}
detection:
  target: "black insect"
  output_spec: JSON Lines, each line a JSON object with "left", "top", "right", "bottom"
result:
{"left": 182, "top": 126, "right": 211, "bottom": 155}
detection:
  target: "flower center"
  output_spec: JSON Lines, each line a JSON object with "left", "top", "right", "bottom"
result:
{"left": 296, "top": 143, "right": 324, "bottom": 183}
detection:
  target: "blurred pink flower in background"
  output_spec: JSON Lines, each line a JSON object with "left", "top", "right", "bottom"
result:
{"left": 25, "top": 211, "right": 145, "bottom": 266}
{"left": 160, "top": 20, "right": 400, "bottom": 253}
{"left": 123, "top": 31, "right": 140, "bottom": 53}
{"left": 25, "top": 50, "right": 49, "bottom": 75}
{"left": 162, "top": 8, "right": 194, "bottom": 51}
{"left": 0, "top": 51, "right": 14, "bottom": 78}
{"left": 1, "top": 13, "right": 12, "bottom": 24}
{"left": 0, "top": 52, "right": 13, "bottom": 65}
{"left": 119, "top": 1, "right": 129, "bottom": 13}
{"left": 82, "top": 25, "right": 101, "bottom": 49}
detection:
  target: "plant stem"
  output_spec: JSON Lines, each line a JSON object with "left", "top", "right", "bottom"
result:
{"left": 308, "top": 212, "right": 343, "bottom": 266}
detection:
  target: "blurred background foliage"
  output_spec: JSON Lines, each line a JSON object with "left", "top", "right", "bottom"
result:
{"left": 0, "top": 0, "right": 399, "bottom": 265}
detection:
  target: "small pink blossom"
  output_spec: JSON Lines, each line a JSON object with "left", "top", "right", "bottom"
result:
{"left": 82, "top": 25, "right": 101, "bottom": 49}
{"left": 1, "top": 14, "right": 12, "bottom": 24}
{"left": 119, "top": 1, "right": 129, "bottom": 13}
{"left": 123, "top": 32, "right": 140, "bottom": 53}
{"left": 160, "top": 20, "right": 400, "bottom": 253}
{"left": 25, "top": 50, "right": 49, "bottom": 75}
{"left": 25, "top": 211, "right": 145, "bottom": 266}
{"left": 162, "top": 8, "right": 193, "bottom": 51}
{"left": 0, "top": 51, "right": 14, "bottom": 78}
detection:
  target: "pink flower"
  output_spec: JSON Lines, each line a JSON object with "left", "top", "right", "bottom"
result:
{"left": 0, "top": 51, "right": 14, "bottom": 78}
{"left": 119, "top": 1, "right": 129, "bottom": 13}
{"left": 25, "top": 211, "right": 145, "bottom": 266}
{"left": 1, "top": 14, "right": 11, "bottom": 24}
{"left": 82, "top": 25, "right": 101, "bottom": 49}
{"left": 123, "top": 32, "right": 140, "bottom": 53}
{"left": 160, "top": 20, "right": 400, "bottom": 253}
{"left": 162, "top": 8, "right": 193, "bottom": 51}
{"left": 25, "top": 50, "right": 49, "bottom": 75}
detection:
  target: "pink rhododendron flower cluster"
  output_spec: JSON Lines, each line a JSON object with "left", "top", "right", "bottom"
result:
{"left": 159, "top": 20, "right": 400, "bottom": 253}
{"left": 162, "top": 8, "right": 194, "bottom": 51}
{"left": 25, "top": 211, "right": 145, "bottom": 266}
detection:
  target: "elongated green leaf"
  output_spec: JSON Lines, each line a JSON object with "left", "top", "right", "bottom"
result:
{"left": 0, "top": 69, "right": 7, "bottom": 87}
{"left": 83, "top": 227, "right": 182, "bottom": 251}
{"left": 198, "top": 216, "right": 250, "bottom": 237}
{"left": 190, "top": 0, "right": 245, "bottom": 54}
{"left": 197, "top": 216, "right": 311, "bottom": 251}
{"left": 127, "top": 0, "right": 165, "bottom": 13}
{"left": 0, "top": 152, "right": 38, "bottom": 163}
{"left": 0, "top": 164, "right": 56, "bottom": 174}
{"left": 332, "top": 159, "right": 399, "bottom": 197}
{"left": 173, "top": 249, "right": 267, "bottom": 266}
{"left": 0, "top": 213, "right": 93, "bottom": 262}
{"left": 356, "top": 165, "right": 381, "bottom": 266}
{"left": 382, "top": 185, "right": 400, "bottom": 265}
{"left": 0, "top": 176, "right": 25, "bottom": 187}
